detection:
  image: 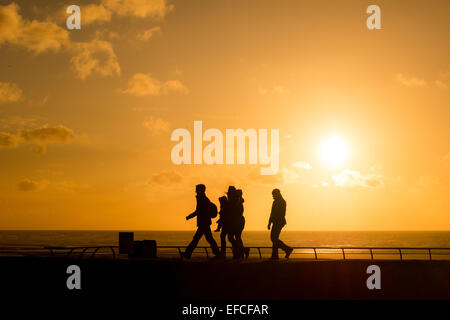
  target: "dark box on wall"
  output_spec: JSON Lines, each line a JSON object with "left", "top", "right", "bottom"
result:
{"left": 129, "top": 240, "right": 157, "bottom": 258}
{"left": 119, "top": 232, "right": 134, "bottom": 254}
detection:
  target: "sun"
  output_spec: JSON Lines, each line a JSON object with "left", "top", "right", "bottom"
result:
{"left": 318, "top": 135, "right": 348, "bottom": 167}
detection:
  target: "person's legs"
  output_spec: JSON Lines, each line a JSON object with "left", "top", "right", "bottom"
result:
{"left": 184, "top": 228, "right": 203, "bottom": 258}
{"left": 270, "top": 225, "right": 282, "bottom": 258}
{"left": 227, "top": 233, "right": 238, "bottom": 259}
{"left": 204, "top": 227, "right": 220, "bottom": 256}
{"left": 271, "top": 224, "right": 293, "bottom": 258}
{"left": 235, "top": 231, "right": 244, "bottom": 259}
{"left": 220, "top": 230, "right": 227, "bottom": 256}
{"left": 277, "top": 238, "right": 290, "bottom": 252}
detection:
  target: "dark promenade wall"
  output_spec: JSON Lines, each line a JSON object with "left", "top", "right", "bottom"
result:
{"left": 1, "top": 257, "right": 449, "bottom": 300}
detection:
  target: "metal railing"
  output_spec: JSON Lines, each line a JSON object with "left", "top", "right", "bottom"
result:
{"left": 45, "top": 246, "right": 118, "bottom": 259}
{"left": 1, "top": 245, "right": 450, "bottom": 261}
{"left": 158, "top": 246, "right": 450, "bottom": 261}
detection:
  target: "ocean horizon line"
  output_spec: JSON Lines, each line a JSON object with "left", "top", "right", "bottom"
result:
{"left": 1, "top": 229, "right": 449, "bottom": 232}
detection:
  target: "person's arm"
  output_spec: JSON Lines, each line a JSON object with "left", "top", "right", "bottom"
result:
{"left": 186, "top": 211, "right": 197, "bottom": 220}
{"left": 186, "top": 199, "right": 199, "bottom": 220}
{"left": 268, "top": 202, "right": 274, "bottom": 230}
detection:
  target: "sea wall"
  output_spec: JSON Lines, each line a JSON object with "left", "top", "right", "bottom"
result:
{"left": 1, "top": 257, "right": 449, "bottom": 299}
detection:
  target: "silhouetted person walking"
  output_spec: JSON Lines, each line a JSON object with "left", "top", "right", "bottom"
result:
{"left": 235, "top": 189, "right": 250, "bottom": 259}
{"left": 183, "top": 184, "right": 221, "bottom": 259}
{"left": 268, "top": 189, "right": 293, "bottom": 259}
{"left": 215, "top": 195, "right": 233, "bottom": 257}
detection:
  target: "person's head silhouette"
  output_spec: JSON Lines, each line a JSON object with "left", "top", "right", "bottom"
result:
{"left": 272, "top": 188, "right": 281, "bottom": 200}
{"left": 226, "top": 186, "right": 236, "bottom": 198}
{"left": 196, "top": 184, "right": 206, "bottom": 195}
{"left": 218, "top": 196, "right": 227, "bottom": 206}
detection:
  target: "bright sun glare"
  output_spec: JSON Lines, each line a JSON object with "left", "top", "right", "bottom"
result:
{"left": 319, "top": 135, "right": 349, "bottom": 167}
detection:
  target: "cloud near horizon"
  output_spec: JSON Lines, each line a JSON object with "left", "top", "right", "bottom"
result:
{"left": 332, "top": 169, "right": 384, "bottom": 188}
{"left": 396, "top": 73, "right": 426, "bottom": 87}
{"left": 149, "top": 170, "right": 183, "bottom": 185}
{"left": 435, "top": 80, "right": 449, "bottom": 90}
{"left": 247, "top": 167, "right": 299, "bottom": 185}
{"left": 292, "top": 161, "right": 312, "bottom": 169}
{"left": 16, "top": 179, "right": 43, "bottom": 191}
{"left": 444, "top": 152, "right": 450, "bottom": 167}
{"left": 122, "top": 73, "right": 189, "bottom": 96}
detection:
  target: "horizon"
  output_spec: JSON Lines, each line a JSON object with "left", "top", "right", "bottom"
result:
{"left": 2, "top": 229, "right": 450, "bottom": 232}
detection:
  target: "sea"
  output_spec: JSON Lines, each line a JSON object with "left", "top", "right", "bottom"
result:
{"left": 1, "top": 230, "right": 449, "bottom": 248}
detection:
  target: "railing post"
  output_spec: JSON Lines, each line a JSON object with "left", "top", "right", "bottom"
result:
{"left": 313, "top": 248, "right": 318, "bottom": 260}
{"left": 428, "top": 248, "right": 432, "bottom": 261}
{"left": 398, "top": 248, "right": 402, "bottom": 260}
{"left": 67, "top": 248, "right": 75, "bottom": 256}
{"left": 342, "top": 248, "right": 346, "bottom": 260}
{"left": 91, "top": 247, "right": 100, "bottom": 257}
{"left": 80, "top": 247, "right": 88, "bottom": 257}
{"left": 369, "top": 248, "right": 373, "bottom": 260}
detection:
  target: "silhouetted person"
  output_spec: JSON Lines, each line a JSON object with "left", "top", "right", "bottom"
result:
{"left": 183, "top": 184, "right": 221, "bottom": 259}
{"left": 225, "top": 186, "right": 248, "bottom": 259}
{"left": 215, "top": 196, "right": 228, "bottom": 232}
{"left": 215, "top": 195, "right": 235, "bottom": 257}
{"left": 235, "top": 189, "right": 250, "bottom": 259}
{"left": 268, "top": 189, "right": 293, "bottom": 259}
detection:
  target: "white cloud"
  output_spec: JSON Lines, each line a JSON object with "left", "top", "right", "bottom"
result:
{"left": 396, "top": 73, "right": 426, "bottom": 87}
{"left": 409, "top": 175, "right": 440, "bottom": 193}
{"left": 258, "top": 85, "right": 287, "bottom": 95}
{"left": 292, "top": 161, "right": 312, "bottom": 169}
{"left": 247, "top": 167, "right": 299, "bottom": 185}
{"left": 332, "top": 169, "right": 384, "bottom": 188}
{"left": 444, "top": 152, "right": 450, "bottom": 167}
{"left": 435, "top": 80, "right": 449, "bottom": 89}
{"left": 149, "top": 170, "right": 183, "bottom": 185}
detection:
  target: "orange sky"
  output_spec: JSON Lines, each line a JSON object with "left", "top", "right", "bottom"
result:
{"left": 0, "top": 0, "right": 449, "bottom": 230}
